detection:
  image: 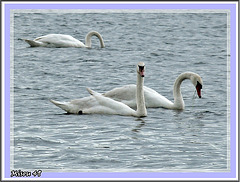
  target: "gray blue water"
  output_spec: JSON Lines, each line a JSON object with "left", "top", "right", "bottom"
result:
{"left": 11, "top": 10, "right": 230, "bottom": 172}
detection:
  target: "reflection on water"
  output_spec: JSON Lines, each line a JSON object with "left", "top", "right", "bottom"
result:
{"left": 132, "top": 118, "right": 145, "bottom": 133}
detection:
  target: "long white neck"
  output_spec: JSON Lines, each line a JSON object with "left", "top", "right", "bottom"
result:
{"left": 136, "top": 74, "right": 147, "bottom": 117}
{"left": 173, "top": 72, "right": 192, "bottom": 109}
{"left": 85, "top": 31, "right": 105, "bottom": 48}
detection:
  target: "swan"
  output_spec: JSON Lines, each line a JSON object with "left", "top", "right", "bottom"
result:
{"left": 24, "top": 31, "right": 105, "bottom": 48}
{"left": 103, "top": 72, "right": 203, "bottom": 110}
{"left": 50, "top": 62, "right": 147, "bottom": 117}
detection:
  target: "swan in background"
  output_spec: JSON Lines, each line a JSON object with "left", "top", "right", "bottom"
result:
{"left": 24, "top": 31, "right": 105, "bottom": 48}
{"left": 50, "top": 62, "right": 147, "bottom": 117}
{"left": 103, "top": 72, "right": 203, "bottom": 110}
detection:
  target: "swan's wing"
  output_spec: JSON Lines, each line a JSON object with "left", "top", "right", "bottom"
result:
{"left": 103, "top": 84, "right": 137, "bottom": 107}
{"left": 24, "top": 39, "right": 44, "bottom": 47}
{"left": 50, "top": 88, "right": 136, "bottom": 116}
{"left": 33, "top": 34, "right": 85, "bottom": 47}
{"left": 102, "top": 84, "right": 172, "bottom": 108}
{"left": 87, "top": 88, "right": 136, "bottom": 116}
{"left": 103, "top": 84, "right": 173, "bottom": 108}
{"left": 103, "top": 84, "right": 136, "bottom": 100}
{"left": 143, "top": 86, "right": 160, "bottom": 95}
{"left": 34, "top": 34, "right": 75, "bottom": 42}
{"left": 50, "top": 96, "right": 99, "bottom": 114}
{"left": 144, "top": 86, "right": 174, "bottom": 108}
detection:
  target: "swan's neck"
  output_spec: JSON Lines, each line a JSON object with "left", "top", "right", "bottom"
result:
{"left": 136, "top": 74, "right": 147, "bottom": 117}
{"left": 173, "top": 72, "right": 192, "bottom": 109}
{"left": 85, "top": 31, "right": 105, "bottom": 48}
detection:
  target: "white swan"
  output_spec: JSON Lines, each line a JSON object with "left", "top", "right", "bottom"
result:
{"left": 24, "top": 31, "right": 105, "bottom": 48}
{"left": 50, "top": 62, "right": 147, "bottom": 117}
{"left": 103, "top": 72, "right": 203, "bottom": 110}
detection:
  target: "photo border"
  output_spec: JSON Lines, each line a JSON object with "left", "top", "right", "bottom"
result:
{"left": 2, "top": 1, "right": 238, "bottom": 180}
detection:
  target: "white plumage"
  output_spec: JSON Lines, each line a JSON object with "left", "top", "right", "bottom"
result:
{"left": 50, "top": 62, "right": 147, "bottom": 117}
{"left": 24, "top": 31, "right": 105, "bottom": 48}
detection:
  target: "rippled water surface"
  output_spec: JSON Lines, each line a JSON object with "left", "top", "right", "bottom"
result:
{"left": 12, "top": 10, "right": 230, "bottom": 172}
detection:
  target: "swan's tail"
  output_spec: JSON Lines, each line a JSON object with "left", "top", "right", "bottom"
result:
{"left": 19, "top": 38, "right": 43, "bottom": 47}
{"left": 50, "top": 99, "right": 71, "bottom": 113}
{"left": 24, "top": 39, "right": 42, "bottom": 47}
{"left": 86, "top": 88, "right": 98, "bottom": 96}
{"left": 86, "top": 87, "right": 103, "bottom": 96}
{"left": 86, "top": 88, "right": 94, "bottom": 95}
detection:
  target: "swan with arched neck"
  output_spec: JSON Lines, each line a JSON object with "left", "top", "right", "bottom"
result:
{"left": 24, "top": 31, "right": 105, "bottom": 48}
{"left": 103, "top": 72, "right": 203, "bottom": 110}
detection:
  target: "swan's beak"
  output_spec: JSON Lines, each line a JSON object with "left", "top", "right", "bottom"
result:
{"left": 138, "top": 66, "right": 145, "bottom": 77}
{"left": 196, "top": 81, "right": 202, "bottom": 98}
{"left": 197, "top": 89, "right": 201, "bottom": 98}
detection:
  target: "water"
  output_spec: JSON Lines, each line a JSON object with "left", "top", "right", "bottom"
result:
{"left": 12, "top": 11, "right": 229, "bottom": 172}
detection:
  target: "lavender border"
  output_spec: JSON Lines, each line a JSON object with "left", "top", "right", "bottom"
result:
{"left": 4, "top": 3, "right": 237, "bottom": 179}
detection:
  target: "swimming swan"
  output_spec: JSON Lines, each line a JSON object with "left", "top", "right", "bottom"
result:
{"left": 24, "top": 31, "right": 105, "bottom": 48}
{"left": 50, "top": 62, "right": 147, "bottom": 117}
{"left": 103, "top": 72, "right": 203, "bottom": 110}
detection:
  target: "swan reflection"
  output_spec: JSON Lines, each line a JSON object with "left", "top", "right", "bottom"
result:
{"left": 132, "top": 118, "right": 145, "bottom": 133}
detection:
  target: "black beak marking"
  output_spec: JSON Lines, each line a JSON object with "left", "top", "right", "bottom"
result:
{"left": 196, "top": 81, "right": 202, "bottom": 98}
{"left": 138, "top": 65, "right": 144, "bottom": 72}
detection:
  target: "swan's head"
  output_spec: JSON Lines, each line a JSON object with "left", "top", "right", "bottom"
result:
{"left": 137, "top": 62, "right": 145, "bottom": 77}
{"left": 190, "top": 73, "right": 203, "bottom": 98}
